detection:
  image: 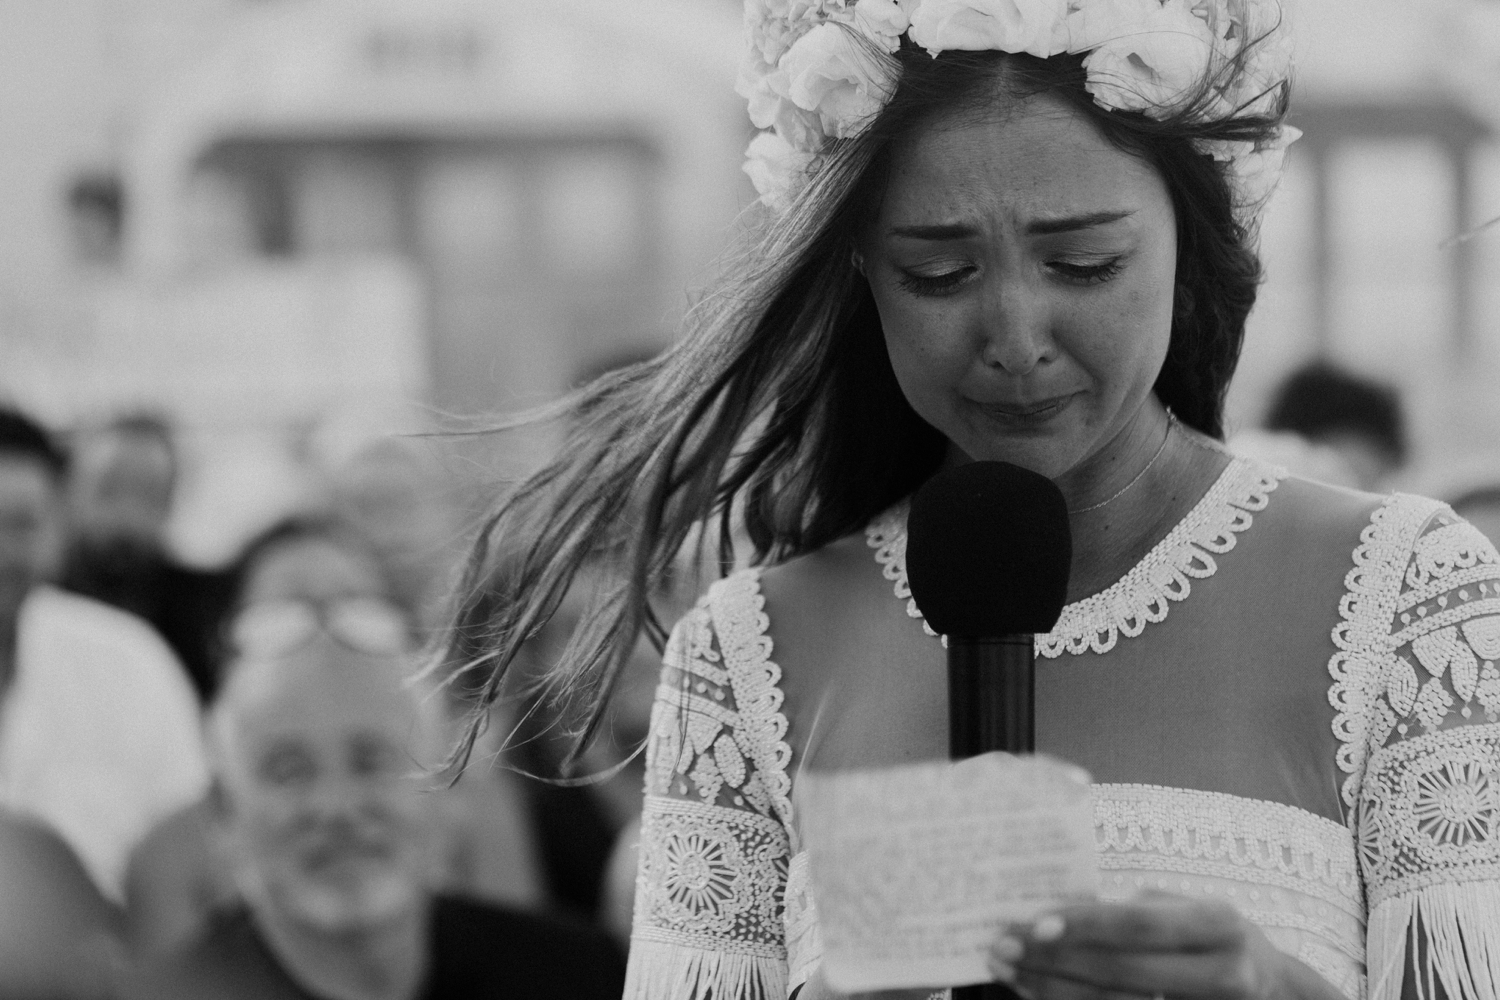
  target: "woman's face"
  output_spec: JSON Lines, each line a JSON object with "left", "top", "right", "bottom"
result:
{"left": 863, "top": 89, "right": 1179, "bottom": 482}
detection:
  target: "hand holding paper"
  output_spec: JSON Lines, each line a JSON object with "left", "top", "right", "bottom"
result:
{"left": 796, "top": 752, "right": 1098, "bottom": 994}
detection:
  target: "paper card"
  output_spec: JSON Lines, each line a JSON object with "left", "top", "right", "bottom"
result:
{"left": 797, "top": 752, "right": 1097, "bottom": 994}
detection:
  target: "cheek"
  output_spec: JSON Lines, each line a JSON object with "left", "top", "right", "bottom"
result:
{"left": 229, "top": 801, "right": 304, "bottom": 872}
{"left": 871, "top": 287, "right": 973, "bottom": 412}
{"left": 1072, "top": 278, "right": 1174, "bottom": 380}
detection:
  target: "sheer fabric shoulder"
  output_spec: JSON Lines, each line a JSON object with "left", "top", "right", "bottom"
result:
{"left": 626, "top": 569, "right": 797, "bottom": 1000}
{"left": 1332, "top": 496, "right": 1500, "bottom": 1000}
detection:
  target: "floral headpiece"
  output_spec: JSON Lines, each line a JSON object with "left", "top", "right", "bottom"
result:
{"left": 738, "top": 0, "right": 1299, "bottom": 221}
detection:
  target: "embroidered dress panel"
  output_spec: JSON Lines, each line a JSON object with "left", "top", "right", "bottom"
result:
{"left": 1093, "top": 785, "right": 1365, "bottom": 1000}
{"left": 627, "top": 571, "right": 794, "bottom": 1000}
{"left": 628, "top": 487, "right": 1500, "bottom": 1000}
{"left": 1328, "top": 497, "right": 1500, "bottom": 1000}
{"left": 865, "top": 458, "right": 1285, "bottom": 655}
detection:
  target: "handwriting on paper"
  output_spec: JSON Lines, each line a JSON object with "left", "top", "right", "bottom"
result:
{"left": 797, "top": 752, "right": 1097, "bottom": 993}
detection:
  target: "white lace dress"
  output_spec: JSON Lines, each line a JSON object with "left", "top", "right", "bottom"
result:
{"left": 625, "top": 459, "right": 1500, "bottom": 1000}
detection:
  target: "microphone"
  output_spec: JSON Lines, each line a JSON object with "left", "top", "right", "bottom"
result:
{"left": 905, "top": 461, "right": 1072, "bottom": 1000}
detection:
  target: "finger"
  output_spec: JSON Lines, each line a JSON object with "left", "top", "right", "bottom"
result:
{"left": 1015, "top": 966, "right": 1149, "bottom": 1000}
{"left": 1019, "top": 946, "right": 1250, "bottom": 998}
{"left": 1029, "top": 900, "right": 1247, "bottom": 952}
{"left": 985, "top": 934, "right": 1025, "bottom": 985}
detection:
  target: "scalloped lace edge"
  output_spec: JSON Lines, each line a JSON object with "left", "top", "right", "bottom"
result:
{"left": 1326, "top": 493, "right": 1445, "bottom": 818}
{"left": 866, "top": 457, "right": 1284, "bottom": 657}
{"left": 706, "top": 568, "right": 799, "bottom": 851}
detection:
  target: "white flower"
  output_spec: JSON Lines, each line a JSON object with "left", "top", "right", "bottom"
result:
{"left": 1197, "top": 124, "right": 1299, "bottom": 222}
{"left": 745, "top": 0, "right": 824, "bottom": 66}
{"left": 853, "top": 0, "right": 914, "bottom": 50}
{"left": 1186, "top": 0, "right": 1292, "bottom": 118}
{"left": 908, "top": 0, "right": 1070, "bottom": 59}
{"left": 739, "top": 60, "right": 827, "bottom": 150}
{"left": 743, "top": 131, "right": 820, "bottom": 214}
{"left": 782, "top": 21, "right": 901, "bottom": 138}
{"left": 1226, "top": 125, "right": 1299, "bottom": 211}
{"left": 1069, "top": 0, "right": 1216, "bottom": 116}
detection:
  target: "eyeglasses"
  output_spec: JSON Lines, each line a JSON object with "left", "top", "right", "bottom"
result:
{"left": 227, "top": 598, "right": 415, "bottom": 660}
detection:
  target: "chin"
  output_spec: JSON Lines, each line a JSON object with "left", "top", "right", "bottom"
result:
{"left": 953, "top": 436, "right": 1083, "bottom": 481}
{"left": 276, "top": 869, "right": 426, "bottom": 933}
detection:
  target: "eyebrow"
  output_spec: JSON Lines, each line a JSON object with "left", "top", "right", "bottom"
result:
{"left": 1026, "top": 209, "right": 1136, "bottom": 235}
{"left": 887, "top": 222, "right": 981, "bottom": 240}
{"left": 887, "top": 210, "right": 1135, "bottom": 241}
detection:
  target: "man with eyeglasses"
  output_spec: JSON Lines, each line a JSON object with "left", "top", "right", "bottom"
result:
{"left": 0, "top": 406, "right": 206, "bottom": 903}
{"left": 126, "top": 594, "right": 626, "bottom": 999}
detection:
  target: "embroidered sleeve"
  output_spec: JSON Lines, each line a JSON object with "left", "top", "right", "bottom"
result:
{"left": 1342, "top": 501, "right": 1500, "bottom": 1000}
{"left": 625, "top": 571, "right": 796, "bottom": 1000}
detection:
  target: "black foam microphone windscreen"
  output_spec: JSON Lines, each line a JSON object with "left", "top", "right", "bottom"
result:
{"left": 906, "top": 461, "right": 1072, "bottom": 638}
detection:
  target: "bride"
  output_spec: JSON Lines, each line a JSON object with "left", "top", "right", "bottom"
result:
{"left": 444, "top": 2, "right": 1500, "bottom": 998}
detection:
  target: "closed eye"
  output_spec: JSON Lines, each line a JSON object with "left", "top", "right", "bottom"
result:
{"left": 1049, "top": 258, "right": 1122, "bottom": 284}
{"left": 898, "top": 266, "right": 975, "bottom": 297}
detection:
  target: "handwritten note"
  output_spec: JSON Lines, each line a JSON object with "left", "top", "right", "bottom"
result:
{"left": 797, "top": 752, "right": 1097, "bottom": 993}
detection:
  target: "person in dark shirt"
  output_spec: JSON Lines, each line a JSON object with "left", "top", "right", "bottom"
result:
{"left": 61, "top": 413, "right": 232, "bottom": 700}
{"left": 124, "top": 593, "right": 624, "bottom": 1000}
{"left": 137, "top": 896, "right": 623, "bottom": 1000}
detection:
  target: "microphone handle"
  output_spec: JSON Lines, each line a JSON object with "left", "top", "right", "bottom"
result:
{"left": 948, "top": 635, "right": 1034, "bottom": 757}
{"left": 949, "top": 634, "right": 1034, "bottom": 1000}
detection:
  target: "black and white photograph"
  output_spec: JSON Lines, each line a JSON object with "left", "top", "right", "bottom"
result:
{"left": 0, "top": 1, "right": 1497, "bottom": 998}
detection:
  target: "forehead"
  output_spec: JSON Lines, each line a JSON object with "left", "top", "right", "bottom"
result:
{"left": 243, "top": 536, "right": 384, "bottom": 602}
{"left": 227, "top": 659, "right": 418, "bottom": 759}
{"left": 880, "top": 92, "right": 1167, "bottom": 225}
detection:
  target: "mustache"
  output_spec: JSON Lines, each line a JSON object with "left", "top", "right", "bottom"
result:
{"left": 296, "top": 817, "right": 396, "bottom": 870}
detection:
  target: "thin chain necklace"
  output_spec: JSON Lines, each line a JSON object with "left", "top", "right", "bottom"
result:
{"left": 1066, "top": 411, "right": 1177, "bottom": 515}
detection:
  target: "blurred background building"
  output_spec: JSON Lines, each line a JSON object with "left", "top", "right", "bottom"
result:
{"left": 1231, "top": 0, "right": 1500, "bottom": 487}
{"left": 0, "top": 0, "right": 744, "bottom": 563}
{"left": 0, "top": 0, "right": 1498, "bottom": 563}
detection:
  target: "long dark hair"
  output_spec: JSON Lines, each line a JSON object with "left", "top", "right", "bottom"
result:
{"left": 442, "top": 41, "right": 1288, "bottom": 766}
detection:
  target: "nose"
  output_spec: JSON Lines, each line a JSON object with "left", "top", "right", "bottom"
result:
{"left": 978, "top": 279, "right": 1055, "bottom": 377}
{"left": 301, "top": 779, "right": 372, "bottom": 823}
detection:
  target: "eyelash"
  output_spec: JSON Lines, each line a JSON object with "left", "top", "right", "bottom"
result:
{"left": 896, "top": 258, "right": 1124, "bottom": 298}
{"left": 1050, "top": 259, "right": 1123, "bottom": 284}
{"left": 897, "top": 268, "right": 973, "bottom": 297}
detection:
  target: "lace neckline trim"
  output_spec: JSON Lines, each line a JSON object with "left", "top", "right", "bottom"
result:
{"left": 865, "top": 457, "right": 1284, "bottom": 657}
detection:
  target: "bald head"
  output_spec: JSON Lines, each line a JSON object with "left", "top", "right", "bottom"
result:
{"left": 207, "top": 638, "right": 448, "bottom": 933}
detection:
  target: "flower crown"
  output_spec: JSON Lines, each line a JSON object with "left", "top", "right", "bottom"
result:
{"left": 738, "top": 0, "right": 1299, "bottom": 221}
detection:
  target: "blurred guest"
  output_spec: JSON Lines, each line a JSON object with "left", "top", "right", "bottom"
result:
{"left": 490, "top": 558, "right": 697, "bottom": 925}
{"left": 0, "top": 405, "right": 207, "bottom": 902}
{"left": 0, "top": 807, "right": 123, "bottom": 999}
{"left": 125, "top": 516, "right": 400, "bottom": 957}
{"left": 1262, "top": 362, "right": 1407, "bottom": 491}
{"left": 126, "top": 517, "right": 543, "bottom": 956}
{"left": 330, "top": 439, "right": 463, "bottom": 634}
{"left": 231, "top": 517, "right": 393, "bottom": 611}
{"left": 62, "top": 412, "right": 233, "bottom": 700}
{"left": 125, "top": 601, "right": 625, "bottom": 1000}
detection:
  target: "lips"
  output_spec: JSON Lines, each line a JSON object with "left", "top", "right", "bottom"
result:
{"left": 969, "top": 392, "right": 1079, "bottom": 421}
